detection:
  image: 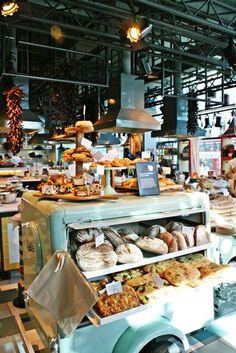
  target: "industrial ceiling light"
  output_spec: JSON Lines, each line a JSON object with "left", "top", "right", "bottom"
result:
{"left": 1, "top": 0, "right": 19, "bottom": 16}
{"left": 127, "top": 20, "right": 152, "bottom": 43}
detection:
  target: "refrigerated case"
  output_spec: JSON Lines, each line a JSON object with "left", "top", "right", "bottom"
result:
{"left": 21, "top": 191, "right": 216, "bottom": 353}
{"left": 156, "top": 139, "right": 191, "bottom": 174}
{"left": 198, "top": 138, "right": 221, "bottom": 176}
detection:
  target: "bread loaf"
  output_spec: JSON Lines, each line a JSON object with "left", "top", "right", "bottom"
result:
{"left": 135, "top": 237, "right": 168, "bottom": 255}
{"left": 115, "top": 243, "right": 143, "bottom": 264}
{"left": 165, "top": 221, "right": 183, "bottom": 233}
{"left": 171, "top": 231, "right": 188, "bottom": 250}
{"left": 162, "top": 262, "right": 201, "bottom": 287}
{"left": 76, "top": 242, "right": 117, "bottom": 271}
{"left": 117, "top": 228, "right": 139, "bottom": 242}
{"left": 103, "top": 227, "right": 124, "bottom": 247}
{"left": 147, "top": 225, "right": 166, "bottom": 237}
{"left": 158, "top": 231, "right": 178, "bottom": 253}
{"left": 193, "top": 225, "right": 211, "bottom": 246}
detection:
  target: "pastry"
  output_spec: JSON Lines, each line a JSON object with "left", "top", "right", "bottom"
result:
{"left": 158, "top": 231, "right": 178, "bottom": 253}
{"left": 73, "top": 174, "right": 88, "bottom": 186}
{"left": 75, "top": 120, "right": 94, "bottom": 131}
{"left": 112, "top": 268, "right": 144, "bottom": 282}
{"left": 76, "top": 242, "right": 117, "bottom": 271}
{"left": 143, "top": 259, "right": 178, "bottom": 276}
{"left": 171, "top": 231, "right": 188, "bottom": 250}
{"left": 135, "top": 236, "right": 168, "bottom": 255}
{"left": 125, "top": 273, "right": 153, "bottom": 287}
{"left": 74, "top": 185, "right": 90, "bottom": 196}
{"left": 95, "top": 285, "right": 140, "bottom": 317}
{"left": 162, "top": 262, "right": 201, "bottom": 287}
{"left": 193, "top": 225, "right": 211, "bottom": 246}
{"left": 115, "top": 243, "right": 143, "bottom": 263}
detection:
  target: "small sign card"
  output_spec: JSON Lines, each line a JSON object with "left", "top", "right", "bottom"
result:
{"left": 141, "top": 151, "right": 151, "bottom": 159}
{"left": 136, "top": 162, "right": 160, "bottom": 196}
{"left": 96, "top": 165, "right": 105, "bottom": 175}
{"left": 85, "top": 173, "right": 94, "bottom": 184}
{"left": 106, "top": 281, "right": 123, "bottom": 296}
{"left": 94, "top": 151, "right": 104, "bottom": 161}
{"left": 81, "top": 137, "right": 92, "bottom": 149}
{"left": 95, "top": 233, "right": 105, "bottom": 248}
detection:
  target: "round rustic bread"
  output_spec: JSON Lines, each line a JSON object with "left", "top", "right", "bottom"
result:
{"left": 193, "top": 225, "right": 211, "bottom": 246}
{"left": 76, "top": 242, "right": 117, "bottom": 271}
{"left": 115, "top": 243, "right": 143, "bottom": 263}
{"left": 147, "top": 224, "right": 166, "bottom": 237}
{"left": 135, "top": 236, "right": 168, "bottom": 255}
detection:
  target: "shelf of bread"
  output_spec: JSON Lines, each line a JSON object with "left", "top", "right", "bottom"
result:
{"left": 82, "top": 244, "right": 212, "bottom": 279}
{"left": 85, "top": 250, "right": 232, "bottom": 326}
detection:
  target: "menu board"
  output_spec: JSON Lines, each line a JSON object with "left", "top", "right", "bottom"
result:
{"left": 136, "top": 162, "right": 160, "bottom": 196}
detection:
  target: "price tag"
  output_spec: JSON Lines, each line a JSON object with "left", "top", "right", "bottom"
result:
{"left": 152, "top": 273, "right": 165, "bottom": 288}
{"left": 95, "top": 233, "right": 105, "bottom": 247}
{"left": 96, "top": 165, "right": 104, "bottom": 175}
{"left": 108, "top": 148, "right": 118, "bottom": 158}
{"left": 85, "top": 173, "right": 94, "bottom": 184}
{"left": 142, "top": 151, "right": 151, "bottom": 159}
{"left": 81, "top": 137, "right": 92, "bottom": 148}
{"left": 99, "top": 288, "right": 106, "bottom": 296}
{"left": 162, "top": 167, "right": 171, "bottom": 175}
{"left": 94, "top": 151, "right": 104, "bottom": 161}
{"left": 106, "top": 281, "right": 123, "bottom": 296}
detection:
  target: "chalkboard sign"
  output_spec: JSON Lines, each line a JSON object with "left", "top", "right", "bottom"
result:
{"left": 136, "top": 162, "right": 160, "bottom": 196}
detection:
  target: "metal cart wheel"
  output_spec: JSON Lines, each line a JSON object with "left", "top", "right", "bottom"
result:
{"left": 139, "top": 335, "right": 185, "bottom": 353}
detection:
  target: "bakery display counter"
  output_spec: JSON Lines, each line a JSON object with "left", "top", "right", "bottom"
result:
{"left": 21, "top": 190, "right": 235, "bottom": 353}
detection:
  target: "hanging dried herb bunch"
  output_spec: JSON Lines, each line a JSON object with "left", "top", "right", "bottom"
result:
{"left": 4, "top": 86, "right": 25, "bottom": 155}
{"left": 187, "top": 90, "right": 199, "bottom": 135}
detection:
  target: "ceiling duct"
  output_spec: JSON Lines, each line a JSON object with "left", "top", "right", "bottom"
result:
{"left": 95, "top": 133, "right": 121, "bottom": 146}
{"left": 152, "top": 96, "right": 206, "bottom": 137}
{"left": 94, "top": 73, "right": 161, "bottom": 133}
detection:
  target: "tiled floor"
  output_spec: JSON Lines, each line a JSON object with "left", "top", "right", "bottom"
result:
{"left": 0, "top": 277, "right": 236, "bottom": 353}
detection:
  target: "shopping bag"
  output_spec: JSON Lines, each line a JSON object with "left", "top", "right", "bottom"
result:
{"left": 26, "top": 251, "right": 98, "bottom": 336}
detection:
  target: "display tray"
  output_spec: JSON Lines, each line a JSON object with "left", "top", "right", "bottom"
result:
{"left": 33, "top": 192, "right": 118, "bottom": 201}
{"left": 86, "top": 303, "right": 151, "bottom": 327}
{"left": 65, "top": 126, "right": 94, "bottom": 134}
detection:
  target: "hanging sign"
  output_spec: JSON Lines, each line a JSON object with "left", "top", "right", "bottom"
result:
{"left": 136, "top": 162, "right": 160, "bottom": 196}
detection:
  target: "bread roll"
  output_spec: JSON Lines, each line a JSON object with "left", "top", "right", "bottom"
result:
{"left": 76, "top": 242, "right": 117, "bottom": 271}
{"left": 115, "top": 244, "right": 143, "bottom": 263}
{"left": 135, "top": 236, "right": 168, "bottom": 255}
{"left": 158, "top": 231, "right": 178, "bottom": 253}
{"left": 75, "top": 120, "right": 94, "bottom": 132}
{"left": 193, "top": 225, "right": 211, "bottom": 246}
{"left": 171, "top": 231, "right": 188, "bottom": 250}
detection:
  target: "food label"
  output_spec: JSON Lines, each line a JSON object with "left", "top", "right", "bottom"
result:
{"left": 162, "top": 167, "right": 171, "bottom": 175}
{"left": 142, "top": 151, "right": 151, "bottom": 159}
{"left": 106, "top": 281, "right": 123, "bottom": 296}
{"left": 152, "top": 273, "right": 165, "bottom": 288}
{"left": 94, "top": 151, "right": 104, "bottom": 161}
{"left": 96, "top": 165, "right": 105, "bottom": 175}
{"left": 95, "top": 233, "right": 105, "bottom": 247}
{"left": 81, "top": 137, "right": 92, "bottom": 148}
{"left": 85, "top": 173, "right": 94, "bottom": 184}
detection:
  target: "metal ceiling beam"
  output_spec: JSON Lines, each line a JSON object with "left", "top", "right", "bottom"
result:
{"left": 16, "top": 14, "right": 121, "bottom": 41}
{"left": 135, "top": 0, "right": 236, "bottom": 36}
{"left": 149, "top": 44, "right": 228, "bottom": 68}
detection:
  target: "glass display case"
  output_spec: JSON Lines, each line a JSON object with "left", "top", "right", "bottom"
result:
{"left": 156, "top": 139, "right": 190, "bottom": 174}
{"left": 198, "top": 138, "right": 221, "bottom": 176}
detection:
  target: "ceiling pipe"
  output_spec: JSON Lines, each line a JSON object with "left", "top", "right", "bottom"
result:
{"left": 17, "top": 41, "right": 102, "bottom": 58}
{"left": 16, "top": 14, "right": 121, "bottom": 41}
{"left": 2, "top": 72, "right": 108, "bottom": 87}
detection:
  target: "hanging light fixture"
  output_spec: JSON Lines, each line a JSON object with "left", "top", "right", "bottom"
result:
{"left": 126, "top": 15, "right": 152, "bottom": 43}
{"left": 1, "top": 0, "right": 19, "bottom": 16}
